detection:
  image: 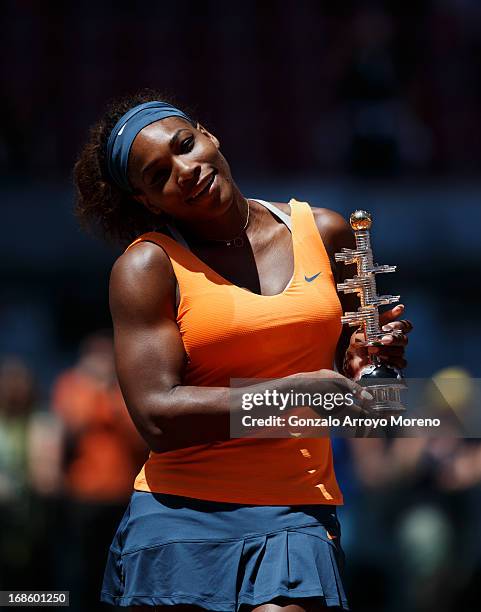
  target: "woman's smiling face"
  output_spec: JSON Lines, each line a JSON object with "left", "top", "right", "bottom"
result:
{"left": 128, "top": 116, "right": 235, "bottom": 222}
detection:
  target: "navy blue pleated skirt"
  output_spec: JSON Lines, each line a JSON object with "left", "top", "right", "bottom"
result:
{"left": 101, "top": 491, "right": 349, "bottom": 610}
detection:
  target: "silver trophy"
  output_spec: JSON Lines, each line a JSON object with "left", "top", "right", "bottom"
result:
{"left": 335, "top": 210, "right": 405, "bottom": 413}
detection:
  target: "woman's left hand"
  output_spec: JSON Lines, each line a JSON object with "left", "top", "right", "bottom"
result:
{"left": 343, "top": 304, "right": 413, "bottom": 379}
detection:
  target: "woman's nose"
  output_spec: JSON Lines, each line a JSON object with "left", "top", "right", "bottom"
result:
{"left": 175, "top": 157, "right": 200, "bottom": 188}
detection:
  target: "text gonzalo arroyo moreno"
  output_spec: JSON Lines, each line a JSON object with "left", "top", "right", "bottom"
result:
{"left": 239, "top": 389, "right": 441, "bottom": 430}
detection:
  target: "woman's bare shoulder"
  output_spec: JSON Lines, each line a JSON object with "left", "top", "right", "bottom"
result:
{"left": 109, "top": 240, "right": 176, "bottom": 321}
{"left": 310, "top": 206, "right": 354, "bottom": 253}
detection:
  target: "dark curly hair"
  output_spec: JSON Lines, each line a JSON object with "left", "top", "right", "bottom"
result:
{"left": 73, "top": 89, "right": 197, "bottom": 244}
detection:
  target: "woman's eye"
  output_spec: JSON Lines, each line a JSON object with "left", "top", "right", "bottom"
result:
{"left": 181, "top": 136, "right": 194, "bottom": 153}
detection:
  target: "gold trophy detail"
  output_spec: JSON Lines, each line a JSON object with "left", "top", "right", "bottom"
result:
{"left": 335, "top": 210, "right": 405, "bottom": 413}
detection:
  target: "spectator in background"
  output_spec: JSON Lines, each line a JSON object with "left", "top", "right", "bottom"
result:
{"left": 0, "top": 357, "right": 41, "bottom": 588}
{"left": 343, "top": 368, "right": 481, "bottom": 612}
{"left": 51, "top": 331, "right": 148, "bottom": 611}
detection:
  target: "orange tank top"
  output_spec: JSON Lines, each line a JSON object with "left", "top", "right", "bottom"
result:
{"left": 126, "top": 198, "right": 344, "bottom": 505}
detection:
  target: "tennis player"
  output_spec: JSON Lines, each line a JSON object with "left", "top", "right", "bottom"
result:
{"left": 74, "top": 91, "right": 412, "bottom": 612}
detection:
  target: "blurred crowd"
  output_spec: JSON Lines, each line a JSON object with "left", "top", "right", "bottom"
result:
{"left": 0, "top": 334, "right": 148, "bottom": 611}
{"left": 2, "top": 1, "right": 481, "bottom": 180}
{"left": 336, "top": 434, "right": 481, "bottom": 612}
{"left": 1, "top": 336, "right": 480, "bottom": 611}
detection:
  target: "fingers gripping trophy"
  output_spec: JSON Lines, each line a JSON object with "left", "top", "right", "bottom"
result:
{"left": 336, "top": 210, "right": 405, "bottom": 413}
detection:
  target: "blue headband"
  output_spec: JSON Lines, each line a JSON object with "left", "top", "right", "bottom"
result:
{"left": 105, "top": 101, "right": 195, "bottom": 193}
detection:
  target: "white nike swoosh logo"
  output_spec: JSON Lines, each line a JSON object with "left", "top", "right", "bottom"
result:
{"left": 117, "top": 123, "right": 127, "bottom": 136}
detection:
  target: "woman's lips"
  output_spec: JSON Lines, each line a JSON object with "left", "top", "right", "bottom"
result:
{"left": 187, "top": 171, "right": 217, "bottom": 203}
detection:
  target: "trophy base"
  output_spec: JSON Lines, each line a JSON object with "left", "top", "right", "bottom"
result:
{"left": 358, "top": 363, "right": 406, "bottom": 413}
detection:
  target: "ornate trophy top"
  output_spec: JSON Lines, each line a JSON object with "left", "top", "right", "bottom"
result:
{"left": 349, "top": 210, "right": 372, "bottom": 231}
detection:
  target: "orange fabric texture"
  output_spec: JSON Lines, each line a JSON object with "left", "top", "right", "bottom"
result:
{"left": 126, "top": 199, "right": 344, "bottom": 504}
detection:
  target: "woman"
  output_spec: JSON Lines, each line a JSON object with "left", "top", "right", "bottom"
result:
{"left": 74, "top": 90, "right": 412, "bottom": 612}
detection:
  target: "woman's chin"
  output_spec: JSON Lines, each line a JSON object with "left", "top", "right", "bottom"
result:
{"left": 201, "top": 182, "right": 234, "bottom": 218}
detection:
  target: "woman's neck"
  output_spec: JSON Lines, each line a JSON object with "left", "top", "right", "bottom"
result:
{"left": 176, "top": 187, "right": 252, "bottom": 244}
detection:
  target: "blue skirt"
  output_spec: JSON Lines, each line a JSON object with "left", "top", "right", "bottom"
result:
{"left": 101, "top": 491, "right": 349, "bottom": 610}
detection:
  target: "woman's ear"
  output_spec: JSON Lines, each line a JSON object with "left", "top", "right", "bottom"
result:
{"left": 197, "top": 122, "right": 220, "bottom": 148}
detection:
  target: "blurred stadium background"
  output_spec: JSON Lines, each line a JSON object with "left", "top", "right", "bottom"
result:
{"left": 1, "top": 2, "right": 481, "bottom": 611}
